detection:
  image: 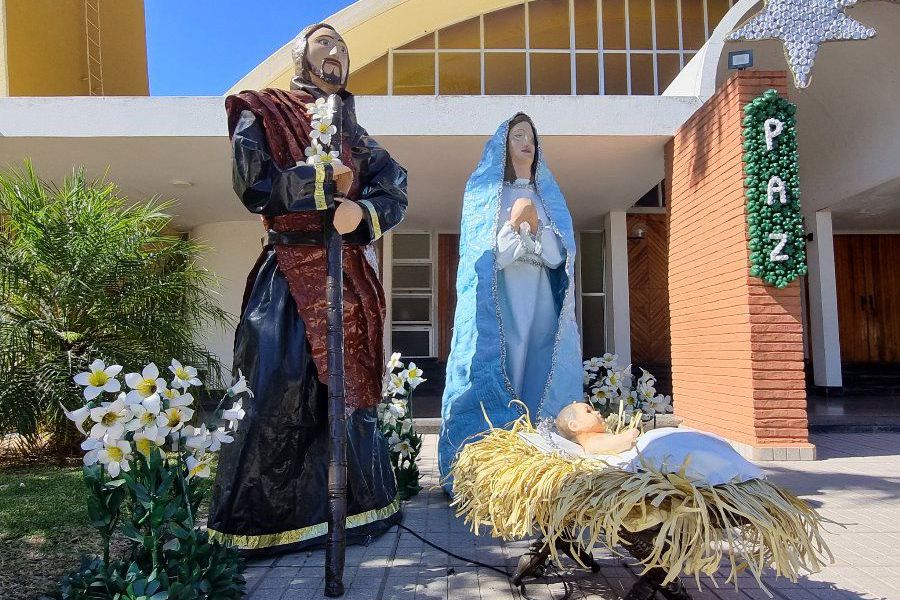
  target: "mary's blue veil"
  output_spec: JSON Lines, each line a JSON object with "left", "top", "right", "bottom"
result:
{"left": 438, "top": 114, "right": 582, "bottom": 488}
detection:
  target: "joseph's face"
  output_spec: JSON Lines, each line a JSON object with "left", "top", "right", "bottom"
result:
{"left": 306, "top": 28, "right": 349, "bottom": 92}
{"left": 507, "top": 121, "right": 536, "bottom": 168}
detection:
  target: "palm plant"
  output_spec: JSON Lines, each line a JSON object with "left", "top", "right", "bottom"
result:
{"left": 0, "top": 161, "right": 231, "bottom": 452}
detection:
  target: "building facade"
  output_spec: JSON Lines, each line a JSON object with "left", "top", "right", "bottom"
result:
{"left": 1, "top": 0, "right": 898, "bottom": 459}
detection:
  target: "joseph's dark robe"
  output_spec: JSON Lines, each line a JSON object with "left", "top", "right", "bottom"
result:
{"left": 208, "top": 83, "right": 407, "bottom": 554}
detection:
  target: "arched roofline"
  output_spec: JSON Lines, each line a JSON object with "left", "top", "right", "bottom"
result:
{"left": 663, "top": 0, "right": 760, "bottom": 100}
{"left": 227, "top": 0, "right": 523, "bottom": 94}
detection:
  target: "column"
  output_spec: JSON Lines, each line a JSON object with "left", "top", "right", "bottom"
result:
{"left": 806, "top": 210, "right": 843, "bottom": 389}
{"left": 604, "top": 210, "right": 632, "bottom": 366}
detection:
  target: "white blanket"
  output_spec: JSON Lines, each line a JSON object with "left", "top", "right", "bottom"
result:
{"left": 518, "top": 428, "right": 763, "bottom": 486}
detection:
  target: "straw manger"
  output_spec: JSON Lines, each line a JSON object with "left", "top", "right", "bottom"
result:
{"left": 449, "top": 416, "right": 833, "bottom": 596}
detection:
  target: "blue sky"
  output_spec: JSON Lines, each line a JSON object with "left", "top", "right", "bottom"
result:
{"left": 145, "top": 0, "right": 355, "bottom": 96}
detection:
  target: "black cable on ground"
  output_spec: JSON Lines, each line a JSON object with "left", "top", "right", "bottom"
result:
{"left": 397, "top": 523, "right": 573, "bottom": 600}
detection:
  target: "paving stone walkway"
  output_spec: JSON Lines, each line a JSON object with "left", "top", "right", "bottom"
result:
{"left": 241, "top": 432, "right": 900, "bottom": 600}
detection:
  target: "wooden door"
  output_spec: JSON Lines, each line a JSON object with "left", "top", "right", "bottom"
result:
{"left": 437, "top": 234, "right": 460, "bottom": 362}
{"left": 834, "top": 234, "right": 900, "bottom": 363}
{"left": 627, "top": 214, "right": 671, "bottom": 364}
{"left": 870, "top": 235, "right": 900, "bottom": 363}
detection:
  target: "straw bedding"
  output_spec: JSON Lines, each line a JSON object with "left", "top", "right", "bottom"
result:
{"left": 449, "top": 416, "right": 832, "bottom": 591}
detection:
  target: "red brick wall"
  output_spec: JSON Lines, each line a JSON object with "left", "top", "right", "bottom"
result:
{"left": 666, "top": 71, "right": 809, "bottom": 448}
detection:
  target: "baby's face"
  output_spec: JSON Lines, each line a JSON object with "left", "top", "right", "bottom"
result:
{"left": 565, "top": 403, "right": 608, "bottom": 434}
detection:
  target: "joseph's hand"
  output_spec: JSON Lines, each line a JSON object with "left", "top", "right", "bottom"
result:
{"left": 333, "top": 199, "right": 364, "bottom": 234}
{"left": 331, "top": 163, "right": 354, "bottom": 196}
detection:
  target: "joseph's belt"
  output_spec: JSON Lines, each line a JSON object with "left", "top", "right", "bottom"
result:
{"left": 266, "top": 229, "right": 325, "bottom": 246}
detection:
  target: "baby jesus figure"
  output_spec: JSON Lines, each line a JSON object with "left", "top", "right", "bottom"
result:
{"left": 555, "top": 402, "right": 640, "bottom": 456}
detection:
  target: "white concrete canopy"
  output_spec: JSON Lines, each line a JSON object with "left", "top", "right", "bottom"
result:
{"left": 0, "top": 94, "right": 701, "bottom": 230}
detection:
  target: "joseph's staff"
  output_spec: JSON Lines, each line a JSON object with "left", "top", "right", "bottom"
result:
{"left": 323, "top": 92, "right": 348, "bottom": 598}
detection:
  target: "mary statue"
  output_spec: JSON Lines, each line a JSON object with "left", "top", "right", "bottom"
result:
{"left": 439, "top": 113, "right": 582, "bottom": 486}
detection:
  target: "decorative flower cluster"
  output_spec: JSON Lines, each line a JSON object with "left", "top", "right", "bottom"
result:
{"left": 65, "top": 359, "right": 250, "bottom": 479}
{"left": 304, "top": 97, "right": 343, "bottom": 167}
{"left": 377, "top": 352, "right": 425, "bottom": 499}
{"left": 743, "top": 89, "right": 807, "bottom": 288}
{"left": 583, "top": 353, "right": 672, "bottom": 428}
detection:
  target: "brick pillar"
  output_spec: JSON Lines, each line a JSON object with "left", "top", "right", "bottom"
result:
{"left": 665, "top": 71, "right": 814, "bottom": 461}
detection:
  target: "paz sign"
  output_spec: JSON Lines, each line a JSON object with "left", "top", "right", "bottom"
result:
{"left": 742, "top": 89, "right": 807, "bottom": 288}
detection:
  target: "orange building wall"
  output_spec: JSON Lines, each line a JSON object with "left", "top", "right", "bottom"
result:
{"left": 665, "top": 71, "right": 811, "bottom": 459}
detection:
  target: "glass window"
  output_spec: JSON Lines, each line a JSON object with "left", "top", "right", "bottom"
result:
{"left": 580, "top": 233, "right": 605, "bottom": 293}
{"left": 656, "top": 53, "right": 681, "bottom": 93}
{"left": 681, "top": 0, "right": 706, "bottom": 50}
{"left": 601, "top": 0, "right": 626, "bottom": 50}
{"left": 349, "top": 55, "right": 387, "bottom": 95}
{"left": 399, "top": 32, "right": 435, "bottom": 50}
{"left": 392, "top": 329, "right": 431, "bottom": 357}
{"left": 654, "top": 0, "right": 680, "bottom": 50}
{"left": 630, "top": 53, "right": 654, "bottom": 95}
{"left": 581, "top": 296, "right": 606, "bottom": 358}
{"left": 529, "top": 0, "right": 570, "bottom": 49}
{"left": 439, "top": 16, "right": 480, "bottom": 49}
{"left": 530, "top": 53, "right": 571, "bottom": 94}
{"left": 392, "top": 233, "right": 430, "bottom": 259}
{"left": 576, "top": 53, "right": 599, "bottom": 95}
{"left": 628, "top": 0, "right": 653, "bottom": 50}
{"left": 439, "top": 52, "right": 481, "bottom": 94}
{"left": 574, "top": 0, "right": 599, "bottom": 49}
{"left": 393, "top": 296, "right": 431, "bottom": 323}
{"left": 707, "top": 0, "right": 731, "bottom": 36}
{"left": 392, "top": 52, "right": 435, "bottom": 95}
{"left": 392, "top": 264, "right": 432, "bottom": 289}
{"left": 485, "top": 52, "right": 526, "bottom": 94}
{"left": 484, "top": 4, "right": 525, "bottom": 49}
{"left": 603, "top": 53, "right": 627, "bottom": 94}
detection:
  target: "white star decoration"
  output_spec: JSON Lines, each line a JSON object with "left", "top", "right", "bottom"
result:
{"left": 727, "top": 0, "right": 878, "bottom": 88}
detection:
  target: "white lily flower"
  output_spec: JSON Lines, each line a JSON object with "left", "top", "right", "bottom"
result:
{"left": 124, "top": 363, "right": 161, "bottom": 403}
{"left": 98, "top": 439, "right": 132, "bottom": 478}
{"left": 389, "top": 434, "right": 413, "bottom": 458}
{"left": 166, "top": 391, "right": 194, "bottom": 409}
{"left": 73, "top": 359, "right": 123, "bottom": 400}
{"left": 63, "top": 404, "right": 92, "bottom": 435}
{"left": 304, "top": 140, "right": 343, "bottom": 167}
{"left": 309, "top": 118, "right": 337, "bottom": 146}
{"left": 81, "top": 437, "right": 103, "bottom": 466}
{"left": 133, "top": 426, "right": 167, "bottom": 458}
{"left": 402, "top": 363, "right": 426, "bottom": 390}
{"left": 600, "top": 353, "right": 619, "bottom": 369}
{"left": 649, "top": 395, "right": 673, "bottom": 414}
{"left": 387, "top": 372, "right": 407, "bottom": 396}
{"left": 169, "top": 359, "right": 202, "bottom": 390}
{"left": 125, "top": 394, "right": 162, "bottom": 431}
{"left": 89, "top": 397, "right": 131, "bottom": 440}
{"left": 208, "top": 427, "right": 234, "bottom": 452}
{"left": 583, "top": 357, "right": 604, "bottom": 373}
{"left": 400, "top": 419, "right": 413, "bottom": 436}
{"left": 157, "top": 405, "right": 194, "bottom": 432}
{"left": 583, "top": 371, "right": 596, "bottom": 386}
{"left": 386, "top": 352, "right": 403, "bottom": 371}
{"left": 186, "top": 455, "right": 212, "bottom": 479}
{"left": 184, "top": 424, "right": 212, "bottom": 454}
{"left": 590, "top": 387, "right": 610, "bottom": 407}
{"left": 227, "top": 370, "right": 253, "bottom": 398}
{"left": 223, "top": 399, "right": 246, "bottom": 431}
{"left": 305, "top": 97, "right": 332, "bottom": 120}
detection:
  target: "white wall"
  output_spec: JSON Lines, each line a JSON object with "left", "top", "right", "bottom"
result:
{"left": 191, "top": 220, "right": 265, "bottom": 383}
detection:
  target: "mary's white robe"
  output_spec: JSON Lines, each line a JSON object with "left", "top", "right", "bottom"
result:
{"left": 496, "top": 178, "right": 564, "bottom": 408}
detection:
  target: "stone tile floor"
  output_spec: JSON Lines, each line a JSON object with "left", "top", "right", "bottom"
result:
{"left": 242, "top": 432, "right": 900, "bottom": 600}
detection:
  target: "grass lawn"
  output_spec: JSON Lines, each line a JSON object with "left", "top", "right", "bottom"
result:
{"left": 0, "top": 459, "right": 217, "bottom": 599}
{"left": 0, "top": 463, "right": 102, "bottom": 599}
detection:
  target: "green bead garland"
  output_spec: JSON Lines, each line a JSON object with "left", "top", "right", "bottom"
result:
{"left": 742, "top": 89, "right": 808, "bottom": 288}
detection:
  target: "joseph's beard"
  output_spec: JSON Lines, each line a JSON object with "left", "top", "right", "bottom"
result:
{"left": 315, "top": 59, "right": 346, "bottom": 86}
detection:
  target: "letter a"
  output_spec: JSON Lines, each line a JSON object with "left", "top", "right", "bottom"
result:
{"left": 767, "top": 176, "right": 787, "bottom": 205}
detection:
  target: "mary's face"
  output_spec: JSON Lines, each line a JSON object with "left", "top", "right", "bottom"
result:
{"left": 306, "top": 28, "right": 350, "bottom": 92}
{"left": 507, "top": 121, "right": 536, "bottom": 169}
